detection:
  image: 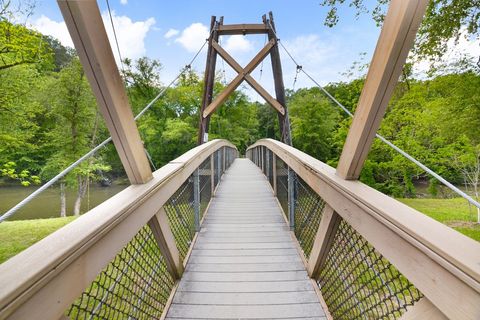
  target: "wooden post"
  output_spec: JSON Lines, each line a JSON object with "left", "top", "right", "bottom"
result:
{"left": 265, "top": 12, "right": 292, "bottom": 146}
{"left": 336, "top": 0, "right": 428, "bottom": 179}
{"left": 307, "top": 205, "right": 341, "bottom": 278}
{"left": 58, "top": 0, "right": 152, "bottom": 184}
{"left": 147, "top": 208, "right": 184, "bottom": 280}
{"left": 198, "top": 16, "right": 220, "bottom": 145}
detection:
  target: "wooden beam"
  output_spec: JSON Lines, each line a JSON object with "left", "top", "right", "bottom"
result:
{"left": 265, "top": 12, "right": 292, "bottom": 145}
{"left": 198, "top": 16, "right": 220, "bottom": 145}
{"left": 211, "top": 40, "right": 285, "bottom": 115}
{"left": 217, "top": 23, "right": 268, "bottom": 35}
{"left": 202, "top": 39, "right": 275, "bottom": 118}
{"left": 400, "top": 298, "right": 448, "bottom": 320}
{"left": 336, "top": 0, "right": 428, "bottom": 179}
{"left": 307, "top": 205, "right": 341, "bottom": 278}
{"left": 58, "top": 0, "right": 152, "bottom": 184}
{"left": 147, "top": 208, "right": 183, "bottom": 279}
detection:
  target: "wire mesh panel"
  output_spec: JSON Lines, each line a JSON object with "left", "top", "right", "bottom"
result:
{"left": 199, "top": 157, "right": 211, "bottom": 220}
{"left": 213, "top": 150, "right": 220, "bottom": 189}
{"left": 318, "top": 218, "right": 423, "bottom": 320}
{"left": 164, "top": 178, "right": 195, "bottom": 260}
{"left": 67, "top": 225, "right": 175, "bottom": 320}
{"left": 294, "top": 175, "right": 326, "bottom": 259}
{"left": 268, "top": 149, "right": 274, "bottom": 188}
{"left": 276, "top": 155, "right": 289, "bottom": 220}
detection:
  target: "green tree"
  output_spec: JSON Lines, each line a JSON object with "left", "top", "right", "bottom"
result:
{"left": 42, "top": 58, "right": 110, "bottom": 216}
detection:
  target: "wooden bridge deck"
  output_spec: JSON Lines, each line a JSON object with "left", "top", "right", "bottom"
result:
{"left": 165, "top": 159, "right": 326, "bottom": 320}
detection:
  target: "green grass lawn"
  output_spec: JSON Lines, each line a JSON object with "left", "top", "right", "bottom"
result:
{"left": 0, "top": 216, "right": 76, "bottom": 264}
{"left": 398, "top": 198, "right": 480, "bottom": 241}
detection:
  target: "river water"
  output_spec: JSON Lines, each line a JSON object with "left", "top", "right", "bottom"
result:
{"left": 0, "top": 184, "right": 128, "bottom": 221}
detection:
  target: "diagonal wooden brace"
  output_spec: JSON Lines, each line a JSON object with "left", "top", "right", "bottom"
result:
{"left": 202, "top": 39, "right": 276, "bottom": 118}
{"left": 211, "top": 40, "right": 285, "bottom": 115}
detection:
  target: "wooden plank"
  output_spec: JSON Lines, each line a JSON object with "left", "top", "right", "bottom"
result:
{"left": 248, "top": 139, "right": 480, "bottom": 320}
{"left": 58, "top": 0, "right": 152, "bottom": 184}
{"left": 172, "top": 291, "right": 319, "bottom": 305}
{"left": 0, "top": 140, "right": 236, "bottom": 319}
{"left": 177, "top": 280, "right": 314, "bottom": 293}
{"left": 202, "top": 40, "right": 275, "bottom": 118}
{"left": 190, "top": 248, "right": 299, "bottom": 256}
{"left": 186, "top": 262, "right": 305, "bottom": 273}
{"left": 181, "top": 270, "right": 308, "bottom": 281}
{"left": 400, "top": 298, "right": 448, "bottom": 320}
{"left": 211, "top": 40, "right": 285, "bottom": 115}
{"left": 166, "top": 303, "right": 325, "bottom": 319}
{"left": 307, "top": 205, "right": 341, "bottom": 278}
{"left": 336, "top": 0, "right": 429, "bottom": 179}
{"left": 217, "top": 23, "right": 269, "bottom": 35}
{"left": 188, "top": 255, "right": 301, "bottom": 264}
{"left": 148, "top": 208, "right": 183, "bottom": 279}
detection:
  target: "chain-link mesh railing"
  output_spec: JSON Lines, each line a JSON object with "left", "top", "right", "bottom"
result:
{"left": 67, "top": 225, "right": 175, "bottom": 320}
{"left": 318, "top": 218, "right": 423, "bottom": 319}
{"left": 294, "top": 175, "right": 326, "bottom": 259}
{"left": 276, "top": 155, "right": 289, "bottom": 220}
{"left": 267, "top": 149, "right": 274, "bottom": 188}
{"left": 164, "top": 178, "right": 195, "bottom": 260}
{"left": 248, "top": 144, "right": 423, "bottom": 320}
{"left": 67, "top": 145, "right": 237, "bottom": 320}
{"left": 199, "top": 157, "right": 212, "bottom": 220}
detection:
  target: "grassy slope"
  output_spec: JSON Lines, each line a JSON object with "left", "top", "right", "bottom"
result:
{"left": 0, "top": 216, "right": 76, "bottom": 264}
{"left": 0, "top": 198, "right": 479, "bottom": 265}
{"left": 398, "top": 198, "right": 480, "bottom": 241}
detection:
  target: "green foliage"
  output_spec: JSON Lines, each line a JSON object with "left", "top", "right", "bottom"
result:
{"left": 288, "top": 87, "right": 340, "bottom": 162}
{"left": 0, "top": 19, "right": 53, "bottom": 70}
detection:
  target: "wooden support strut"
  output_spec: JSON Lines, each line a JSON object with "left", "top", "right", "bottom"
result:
{"left": 211, "top": 40, "right": 285, "bottom": 115}
{"left": 202, "top": 39, "right": 276, "bottom": 118}
{"left": 336, "top": 0, "right": 429, "bottom": 180}
{"left": 58, "top": 0, "right": 152, "bottom": 184}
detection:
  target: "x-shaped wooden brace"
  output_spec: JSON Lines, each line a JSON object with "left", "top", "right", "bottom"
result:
{"left": 202, "top": 39, "right": 286, "bottom": 118}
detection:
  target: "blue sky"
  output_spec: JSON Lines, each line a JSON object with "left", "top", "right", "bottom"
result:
{"left": 30, "top": 0, "right": 384, "bottom": 99}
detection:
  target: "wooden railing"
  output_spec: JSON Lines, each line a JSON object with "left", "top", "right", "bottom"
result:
{"left": 247, "top": 139, "right": 480, "bottom": 320}
{"left": 0, "top": 139, "right": 237, "bottom": 320}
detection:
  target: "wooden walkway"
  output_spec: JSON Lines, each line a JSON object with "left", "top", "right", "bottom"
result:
{"left": 166, "top": 159, "right": 326, "bottom": 319}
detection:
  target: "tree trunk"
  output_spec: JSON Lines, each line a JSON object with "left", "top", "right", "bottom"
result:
{"left": 60, "top": 181, "right": 66, "bottom": 217}
{"left": 73, "top": 175, "right": 88, "bottom": 216}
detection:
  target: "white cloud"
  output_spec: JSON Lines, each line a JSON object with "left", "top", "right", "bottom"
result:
{"left": 101, "top": 11, "right": 155, "bottom": 61}
{"left": 223, "top": 35, "right": 253, "bottom": 53}
{"left": 175, "top": 23, "right": 209, "bottom": 52}
{"left": 283, "top": 34, "right": 336, "bottom": 66}
{"left": 120, "top": 0, "right": 128, "bottom": 4}
{"left": 164, "top": 28, "right": 179, "bottom": 39}
{"left": 30, "top": 12, "right": 155, "bottom": 63}
{"left": 31, "top": 15, "right": 73, "bottom": 48}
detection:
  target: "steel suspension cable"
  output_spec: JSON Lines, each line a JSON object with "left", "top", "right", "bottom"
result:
{"left": 268, "top": 22, "right": 480, "bottom": 210}
{"left": 0, "top": 36, "right": 210, "bottom": 223}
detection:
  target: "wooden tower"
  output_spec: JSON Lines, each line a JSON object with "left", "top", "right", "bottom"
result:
{"left": 197, "top": 12, "right": 292, "bottom": 146}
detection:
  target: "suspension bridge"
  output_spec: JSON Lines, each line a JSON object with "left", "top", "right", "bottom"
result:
{"left": 0, "top": 0, "right": 480, "bottom": 319}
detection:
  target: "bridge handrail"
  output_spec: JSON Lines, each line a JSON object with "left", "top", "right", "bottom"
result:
{"left": 247, "top": 139, "right": 480, "bottom": 319}
{"left": 0, "top": 139, "right": 237, "bottom": 319}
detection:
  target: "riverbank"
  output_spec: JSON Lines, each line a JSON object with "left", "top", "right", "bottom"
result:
{"left": 0, "top": 198, "right": 478, "bottom": 264}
